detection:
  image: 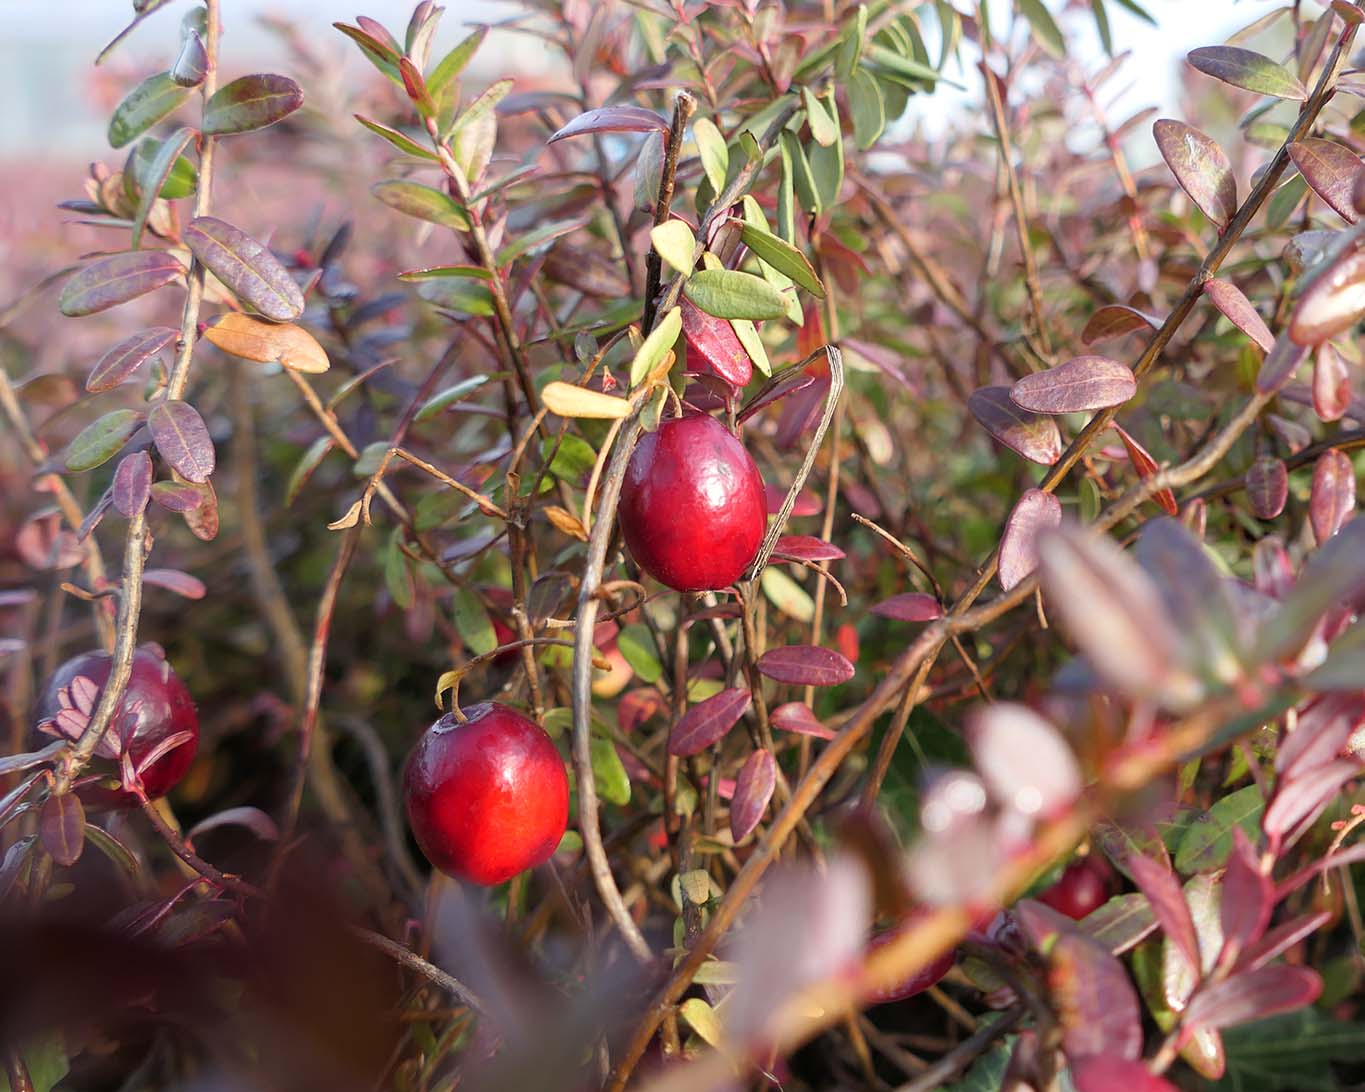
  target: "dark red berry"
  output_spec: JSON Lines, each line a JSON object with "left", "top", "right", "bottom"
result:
{"left": 1037, "top": 856, "right": 1114, "bottom": 921}
{"left": 35, "top": 644, "right": 198, "bottom": 806}
{"left": 404, "top": 702, "right": 569, "bottom": 886}
{"left": 618, "top": 413, "right": 766, "bottom": 592}
{"left": 865, "top": 912, "right": 956, "bottom": 1004}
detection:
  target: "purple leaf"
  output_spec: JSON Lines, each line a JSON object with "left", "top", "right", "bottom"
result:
{"left": 1036, "top": 524, "right": 1198, "bottom": 708}
{"left": 967, "top": 385, "right": 1062, "bottom": 465}
{"left": 1113, "top": 423, "right": 1177, "bottom": 515}
{"left": 1257, "top": 333, "right": 1312, "bottom": 394}
{"left": 39, "top": 793, "right": 85, "bottom": 868}
{"left": 142, "top": 569, "right": 207, "bottom": 599}
{"left": 148, "top": 400, "right": 215, "bottom": 484}
{"left": 188, "top": 805, "right": 280, "bottom": 842}
{"left": 1048, "top": 932, "right": 1143, "bottom": 1060}
{"left": 1184, "top": 965, "right": 1321, "bottom": 1033}
{"left": 757, "top": 645, "right": 856, "bottom": 686}
{"left": 966, "top": 703, "right": 1081, "bottom": 819}
{"left": 1312, "top": 343, "right": 1352, "bottom": 421}
{"left": 1262, "top": 757, "right": 1360, "bottom": 847}
{"left": 1287, "top": 138, "right": 1361, "bottom": 224}
{"left": 1220, "top": 828, "right": 1272, "bottom": 963}
{"left": 112, "top": 451, "right": 152, "bottom": 518}
{"left": 1072, "top": 1056, "right": 1178, "bottom": 1092}
{"left": 1238, "top": 911, "right": 1332, "bottom": 971}
{"left": 203, "top": 73, "right": 304, "bottom": 136}
{"left": 870, "top": 592, "right": 942, "bottom": 622}
{"left": 668, "top": 688, "right": 751, "bottom": 756}
{"left": 739, "top": 370, "right": 818, "bottom": 423}
{"left": 59, "top": 250, "right": 185, "bottom": 317}
{"left": 1203, "top": 278, "right": 1275, "bottom": 351}
{"left": 1127, "top": 852, "right": 1200, "bottom": 977}
{"left": 184, "top": 216, "right": 305, "bottom": 321}
{"left": 1277, "top": 694, "right": 1365, "bottom": 780}
{"left": 151, "top": 479, "right": 208, "bottom": 513}
{"left": 681, "top": 298, "right": 751, "bottom": 388}
{"left": 999, "top": 488, "right": 1062, "bottom": 591}
{"left": 730, "top": 749, "right": 776, "bottom": 842}
{"left": 1010, "top": 356, "right": 1136, "bottom": 413}
{"left": 773, "top": 535, "right": 845, "bottom": 562}
{"left": 1081, "top": 304, "right": 1161, "bottom": 345}
{"left": 548, "top": 105, "right": 669, "bottom": 143}
{"left": 86, "top": 327, "right": 179, "bottom": 392}
{"left": 1187, "top": 46, "right": 1308, "bottom": 101}
{"left": 1246, "top": 456, "right": 1289, "bottom": 519}
{"left": 1153, "top": 119, "right": 1236, "bottom": 229}
{"left": 1288, "top": 251, "right": 1365, "bottom": 347}
{"left": 1257, "top": 521, "right": 1365, "bottom": 662}
{"left": 770, "top": 701, "right": 834, "bottom": 739}
{"left": 1310, "top": 449, "right": 1355, "bottom": 544}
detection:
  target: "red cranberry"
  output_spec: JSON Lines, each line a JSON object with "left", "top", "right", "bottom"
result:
{"left": 1037, "top": 856, "right": 1114, "bottom": 921}
{"left": 35, "top": 645, "right": 198, "bottom": 805}
{"left": 618, "top": 414, "right": 766, "bottom": 592}
{"left": 865, "top": 913, "right": 955, "bottom": 1004}
{"left": 404, "top": 702, "right": 569, "bottom": 886}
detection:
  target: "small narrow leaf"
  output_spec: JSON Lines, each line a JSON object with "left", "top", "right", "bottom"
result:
{"left": 1203, "top": 279, "right": 1275, "bottom": 351}
{"left": 1153, "top": 119, "right": 1237, "bottom": 229}
{"left": 870, "top": 593, "right": 942, "bottom": 622}
{"left": 108, "top": 72, "right": 192, "bottom": 148}
{"left": 1128, "top": 852, "right": 1200, "bottom": 976}
{"left": 86, "top": 327, "right": 178, "bottom": 392}
{"left": 1010, "top": 355, "right": 1136, "bottom": 413}
{"left": 371, "top": 180, "right": 470, "bottom": 230}
{"left": 771, "top": 701, "right": 834, "bottom": 739}
{"left": 999, "top": 488, "right": 1062, "bottom": 590}
{"left": 738, "top": 221, "right": 825, "bottom": 297}
{"left": 1187, "top": 46, "right": 1308, "bottom": 100}
{"left": 684, "top": 268, "right": 790, "bottom": 321}
{"left": 1082, "top": 304, "right": 1162, "bottom": 344}
{"left": 353, "top": 114, "right": 440, "bottom": 160}
{"left": 967, "top": 385, "right": 1062, "bottom": 465}
{"left": 548, "top": 105, "right": 669, "bottom": 143}
{"left": 1019, "top": 0, "right": 1066, "bottom": 58}
{"left": 757, "top": 645, "right": 855, "bottom": 686}
{"left": 1184, "top": 965, "right": 1322, "bottom": 1032}
{"left": 60, "top": 251, "right": 185, "bottom": 317}
{"left": 590, "top": 737, "right": 631, "bottom": 806}
{"left": 39, "top": 793, "right": 85, "bottom": 867}
{"left": 184, "top": 217, "right": 305, "bottom": 321}
{"left": 112, "top": 451, "right": 152, "bottom": 518}
{"left": 1287, "top": 138, "right": 1362, "bottom": 223}
{"left": 65, "top": 410, "right": 143, "bottom": 472}
{"left": 1113, "top": 423, "right": 1178, "bottom": 515}
{"left": 630, "top": 306, "right": 682, "bottom": 388}
{"left": 1310, "top": 449, "right": 1355, "bottom": 544}
{"left": 730, "top": 749, "right": 776, "bottom": 841}
{"left": 147, "top": 400, "right": 215, "bottom": 483}
{"left": 131, "top": 126, "right": 195, "bottom": 247}
{"left": 693, "top": 116, "right": 729, "bottom": 191}
{"left": 669, "top": 688, "right": 752, "bottom": 756}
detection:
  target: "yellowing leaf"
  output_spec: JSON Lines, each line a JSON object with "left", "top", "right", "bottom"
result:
{"left": 630, "top": 306, "right": 682, "bottom": 388}
{"left": 542, "top": 380, "right": 631, "bottom": 419}
{"left": 650, "top": 220, "right": 697, "bottom": 276}
{"left": 544, "top": 504, "right": 589, "bottom": 541}
{"left": 203, "top": 313, "right": 330, "bottom": 373}
{"left": 678, "top": 998, "right": 724, "bottom": 1049}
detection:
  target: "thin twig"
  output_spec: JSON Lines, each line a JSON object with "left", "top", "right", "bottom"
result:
{"left": 350, "top": 925, "right": 488, "bottom": 1014}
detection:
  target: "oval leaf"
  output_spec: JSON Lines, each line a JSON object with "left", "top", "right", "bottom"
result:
{"left": 1048, "top": 932, "right": 1144, "bottom": 1061}
{"left": 148, "top": 400, "right": 215, "bottom": 483}
{"left": 548, "top": 105, "right": 669, "bottom": 142}
{"left": 1153, "top": 119, "right": 1237, "bottom": 229}
{"left": 770, "top": 701, "right": 835, "bottom": 739}
{"left": 1246, "top": 456, "right": 1289, "bottom": 520}
{"left": 730, "top": 749, "right": 776, "bottom": 842}
{"left": 1010, "top": 355, "right": 1136, "bottom": 414}
{"left": 681, "top": 298, "right": 752, "bottom": 387}
{"left": 757, "top": 645, "right": 855, "bottom": 687}
{"left": 669, "top": 688, "right": 752, "bottom": 756}
{"left": 968, "top": 703, "right": 1082, "bottom": 818}
{"left": 1287, "top": 138, "right": 1362, "bottom": 224}
{"left": 773, "top": 535, "right": 845, "bottom": 562}
{"left": 870, "top": 592, "right": 942, "bottom": 622}
{"left": 86, "top": 327, "right": 179, "bottom": 392}
{"left": 112, "top": 451, "right": 153, "bottom": 518}
{"left": 1289, "top": 251, "right": 1365, "bottom": 346}
{"left": 108, "top": 72, "right": 193, "bottom": 148}
{"left": 372, "top": 179, "right": 470, "bottom": 230}
{"left": 65, "top": 409, "right": 143, "bottom": 472}
{"left": 60, "top": 251, "right": 185, "bottom": 317}
{"left": 738, "top": 221, "right": 825, "bottom": 297}
{"left": 1310, "top": 448, "right": 1355, "bottom": 544}
{"left": 999, "top": 488, "right": 1062, "bottom": 591}
{"left": 967, "top": 385, "right": 1062, "bottom": 465}
{"left": 39, "top": 793, "right": 86, "bottom": 868}
{"left": 1312, "top": 342, "right": 1352, "bottom": 421}
{"left": 684, "top": 268, "right": 790, "bottom": 321}
{"left": 1187, "top": 46, "right": 1308, "bottom": 101}
{"left": 1184, "top": 965, "right": 1322, "bottom": 1032}
{"left": 203, "top": 313, "right": 329, "bottom": 373}
{"left": 184, "top": 216, "right": 305, "bottom": 321}
{"left": 1203, "top": 279, "right": 1275, "bottom": 351}
{"left": 203, "top": 73, "right": 304, "bottom": 135}
{"left": 1082, "top": 304, "right": 1161, "bottom": 345}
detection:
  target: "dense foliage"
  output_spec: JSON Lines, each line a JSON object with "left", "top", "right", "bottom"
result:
{"left": 5, "top": 0, "right": 1365, "bottom": 1089}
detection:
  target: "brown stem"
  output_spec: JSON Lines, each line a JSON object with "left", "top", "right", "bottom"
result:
{"left": 350, "top": 925, "right": 487, "bottom": 1014}
{"left": 642, "top": 92, "right": 698, "bottom": 331}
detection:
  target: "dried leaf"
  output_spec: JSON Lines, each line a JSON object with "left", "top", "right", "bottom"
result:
{"left": 541, "top": 381, "right": 631, "bottom": 419}
{"left": 203, "top": 313, "right": 328, "bottom": 373}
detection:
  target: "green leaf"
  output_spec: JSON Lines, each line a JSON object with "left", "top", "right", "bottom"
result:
{"left": 286, "top": 436, "right": 334, "bottom": 506}
{"left": 448, "top": 78, "right": 513, "bottom": 140}
{"left": 0, "top": 1033, "right": 68, "bottom": 1092}
{"left": 384, "top": 528, "right": 415, "bottom": 609}
{"left": 801, "top": 85, "right": 839, "bottom": 147}
{"left": 1174, "top": 784, "right": 1265, "bottom": 873}
{"left": 414, "top": 489, "right": 465, "bottom": 530}
{"left": 334, "top": 22, "right": 403, "bottom": 84}
{"left": 630, "top": 306, "right": 682, "bottom": 387}
{"left": 835, "top": 4, "right": 868, "bottom": 80}
{"left": 651, "top": 220, "right": 697, "bottom": 276}
{"left": 693, "top": 116, "right": 729, "bottom": 194}
{"left": 616, "top": 624, "right": 662, "bottom": 683}
{"left": 545, "top": 434, "right": 597, "bottom": 484}
{"left": 781, "top": 130, "right": 822, "bottom": 215}
{"left": 65, "top": 409, "right": 143, "bottom": 472}
{"left": 131, "top": 126, "right": 195, "bottom": 247}
{"left": 684, "top": 268, "right": 789, "bottom": 320}
{"left": 452, "top": 586, "right": 497, "bottom": 656}
{"left": 869, "top": 706, "right": 970, "bottom": 833}
{"left": 848, "top": 69, "right": 886, "bottom": 150}
{"left": 353, "top": 114, "right": 440, "bottom": 160}
{"left": 132, "top": 134, "right": 198, "bottom": 199}
{"left": 428, "top": 26, "right": 487, "bottom": 99}
{"left": 866, "top": 44, "right": 958, "bottom": 87}
{"left": 1216, "top": 1010, "right": 1365, "bottom": 1092}
{"left": 495, "top": 215, "right": 587, "bottom": 265}
{"left": 778, "top": 133, "right": 798, "bottom": 239}
{"left": 738, "top": 222, "right": 824, "bottom": 297}
{"left": 418, "top": 278, "right": 495, "bottom": 316}
{"left": 415, "top": 375, "right": 494, "bottom": 422}
{"left": 1090, "top": 0, "right": 1113, "bottom": 56}
{"left": 108, "top": 72, "right": 192, "bottom": 149}
{"left": 203, "top": 73, "right": 304, "bottom": 136}
{"left": 761, "top": 566, "right": 814, "bottom": 621}
{"left": 371, "top": 180, "right": 470, "bottom": 229}
{"left": 1188, "top": 46, "right": 1308, "bottom": 101}
{"left": 1019, "top": 0, "right": 1066, "bottom": 59}
{"left": 1112, "top": 0, "right": 1156, "bottom": 23}
{"left": 590, "top": 736, "right": 631, "bottom": 806}
{"left": 809, "top": 115, "right": 845, "bottom": 209}
{"left": 398, "top": 265, "right": 492, "bottom": 283}
{"left": 731, "top": 318, "right": 771, "bottom": 377}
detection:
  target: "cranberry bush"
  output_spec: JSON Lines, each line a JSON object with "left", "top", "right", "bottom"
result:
{"left": 5, "top": 0, "right": 1365, "bottom": 1089}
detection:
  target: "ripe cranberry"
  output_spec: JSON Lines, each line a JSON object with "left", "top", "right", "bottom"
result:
{"left": 865, "top": 912, "right": 955, "bottom": 1004}
{"left": 35, "top": 644, "right": 198, "bottom": 805}
{"left": 1037, "top": 856, "right": 1114, "bottom": 921}
{"left": 618, "top": 413, "right": 766, "bottom": 592}
{"left": 404, "top": 702, "right": 569, "bottom": 886}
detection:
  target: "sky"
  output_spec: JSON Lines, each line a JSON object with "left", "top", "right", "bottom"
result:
{"left": 0, "top": 1, "right": 1291, "bottom": 159}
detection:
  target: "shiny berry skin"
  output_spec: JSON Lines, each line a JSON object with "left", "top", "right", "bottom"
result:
{"left": 1038, "top": 856, "right": 1114, "bottom": 920}
{"left": 35, "top": 645, "right": 198, "bottom": 805}
{"left": 618, "top": 414, "right": 766, "bottom": 592}
{"left": 404, "top": 702, "right": 569, "bottom": 886}
{"left": 865, "top": 912, "right": 956, "bottom": 1004}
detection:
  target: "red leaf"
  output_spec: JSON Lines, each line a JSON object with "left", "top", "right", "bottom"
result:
{"left": 967, "top": 385, "right": 1062, "bottom": 465}
{"left": 1072, "top": 1056, "right": 1178, "bottom": 1092}
{"left": 1081, "top": 304, "right": 1161, "bottom": 345}
{"left": 1048, "top": 932, "right": 1144, "bottom": 1060}
{"left": 548, "top": 105, "right": 669, "bottom": 143}
{"left": 112, "top": 451, "right": 152, "bottom": 519}
{"left": 757, "top": 645, "right": 855, "bottom": 686}
{"left": 1010, "top": 356, "right": 1136, "bottom": 414}
{"left": 1310, "top": 449, "right": 1355, "bottom": 544}
{"left": 999, "top": 488, "right": 1062, "bottom": 590}
{"left": 740, "top": 370, "right": 818, "bottom": 424}
{"left": 765, "top": 484, "right": 821, "bottom": 517}
{"left": 1238, "top": 911, "right": 1332, "bottom": 971}
{"left": 668, "top": 688, "right": 751, "bottom": 756}
{"left": 771, "top": 701, "right": 835, "bottom": 739}
{"left": 681, "top": 298, "right": 751, "bottom": 387}
{"left": 870, "top": 593, "right": 942, "bottom": 622}
{"left": 1203, "top": 278, "right": 1275, "bottom": 351}
{"left": 730, "top": 749, "right": 776, "bottom": 842}
{"left": 1220, "top": 828, "right": 1272, "bottom": 963}
{"left": 773, "top": 535, "right": 845, "bottom": 562}
{"left": 39, "top": 793, "right": 86, "bottom": 867}
{"left": 1184, "top": 965, "right": 1321, "bottom": 1033}
{"left": 148, "top": 400, "right": 216, "bottom": 484}
{"left": 1245, "top": 456, "right": 1288, "bottom": 520}
{"left": 1262, "top": 757, "right": 1360, "bottom": 846}
{"left": 1257, "top": 333, "right": 1311, "bottom": 393}
{"left": 967, "top": 703, "right": 1081, "bottom": 819}
{"left": 1289, "top": 250, "right": 1365, "bottom": 346}
{"left": 1288, "top": 138, "right": 1362, "bottom": 224}
{"left": 86, "top": 327, "right": 179, "bottom": 392}
{"left": 1127, "top": 852, "right": 1200, "bottom": 977}
{"left": 59, "top": 251, "right": 185, "bottom": 317}
{"left": 1277, "top": 694, "right": 1365, "bottom": 780}
{"left": 1113, "top": 423, "right": 1177, "bottom": 515}
{"left": 1312, "top": 343, "right": 1352, "bottom": 421}
{"left": 142, "top": 568, "right": 207, "bottom": 599}
{"left": 1153, "top": 119, "right": 1237, "bottom": 229}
